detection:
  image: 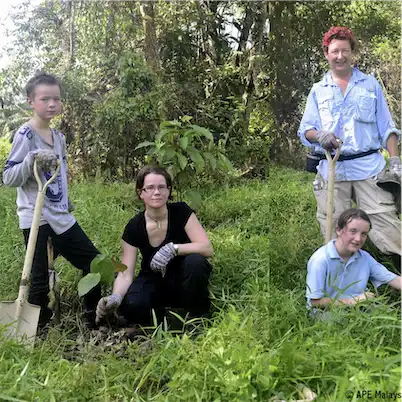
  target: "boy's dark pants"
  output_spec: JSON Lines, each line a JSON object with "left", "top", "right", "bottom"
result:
{"left": 119, "top": 253, "right": 212, "bottom": 325}
{"left": 23, "top": 222, "right": 101, "bottom": 326}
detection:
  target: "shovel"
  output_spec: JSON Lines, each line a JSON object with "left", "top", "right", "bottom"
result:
{"left": 325, "top": 144, "right": 341, "bottom": 243}
{"left": 0, "top": 159, "right": 60, "bottom": 344}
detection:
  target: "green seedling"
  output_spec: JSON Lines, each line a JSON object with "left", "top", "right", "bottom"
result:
{"left": 78, "top": 255, "right": 127, "bottom": 297}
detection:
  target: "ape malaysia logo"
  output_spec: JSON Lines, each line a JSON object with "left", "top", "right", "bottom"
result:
{"left": 345, "top": 389, "right": 402, "bottom": 400}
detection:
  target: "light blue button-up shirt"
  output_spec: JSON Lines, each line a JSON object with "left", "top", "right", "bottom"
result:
{"left": 306, "top": 240, "right": 396, "bottom": 305}
{"left": 298, "top": 68, "right": 401, "bottom": 181}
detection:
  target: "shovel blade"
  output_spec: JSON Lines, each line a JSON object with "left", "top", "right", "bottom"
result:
{"left": 0, "top": 301, "right": 41, "bottom": 344}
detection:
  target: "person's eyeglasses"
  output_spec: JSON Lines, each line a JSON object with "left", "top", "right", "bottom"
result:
{"left": 142, "top": 185, "right": 169, "bottom": 193}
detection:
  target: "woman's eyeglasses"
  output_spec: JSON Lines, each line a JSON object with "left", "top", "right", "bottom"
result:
{"left": 142, "top": 185, "right": 169, "bottom": 193}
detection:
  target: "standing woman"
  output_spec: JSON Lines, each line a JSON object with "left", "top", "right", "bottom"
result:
{"left": 95, "top": 165, "right": 213, "bottom": 326}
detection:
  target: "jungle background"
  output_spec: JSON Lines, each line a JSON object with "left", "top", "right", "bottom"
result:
{"left": 0, "top": 0, "right": 400, "bottom": 181}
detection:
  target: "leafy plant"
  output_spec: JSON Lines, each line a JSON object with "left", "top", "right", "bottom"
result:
{"left": 136, "top": 116, "right": 233, "bottom": 202}
{"left": 0, "top": 138, "right": 12, "bottom": 182}
{"left": 78, "top": 254, "right": 127, "bottom": 297}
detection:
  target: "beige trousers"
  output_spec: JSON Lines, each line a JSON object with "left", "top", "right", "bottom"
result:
{"left": 313, "top": 172, "right": 401, "bottom": 256}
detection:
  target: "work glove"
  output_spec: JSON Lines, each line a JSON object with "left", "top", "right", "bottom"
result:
{"left": 68, "top": 198, "right": 75, "bottom": 212}
{"left": 150, "top": 242, "right": 177, "bottom": 277}
{"left": 95, "top": 293, "right": 122, "bottom": 324}
{"left": 35, "top": 150, "right": 58, "bottom": 171}
{"left": 389, "top": 156, "right": 401, "bottom": 179}
{"left": 316, "top": 130, "right": 340, "bottom": 151}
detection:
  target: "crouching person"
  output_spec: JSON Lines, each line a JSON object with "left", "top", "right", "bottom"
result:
{"left": 96, "top": 165, "right": 213, "bottom": 327}
{"left": 306, "top": 208, "right": 401, "bottom": 310}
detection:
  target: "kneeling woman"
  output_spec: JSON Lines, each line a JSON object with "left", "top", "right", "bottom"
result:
{"left": 96, "top": 165, "right": 213, "bottom": 325}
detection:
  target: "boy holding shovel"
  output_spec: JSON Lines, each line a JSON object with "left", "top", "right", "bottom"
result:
{"left": 3, "top": 72, "right": 100, "bottom": 329}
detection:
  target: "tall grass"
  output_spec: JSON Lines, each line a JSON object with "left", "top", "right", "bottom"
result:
{"left": 0, "top": 167, "right": 400, "bottom": 401}
{"left": 0, "top": 137, "right": 12, "bottom": 182}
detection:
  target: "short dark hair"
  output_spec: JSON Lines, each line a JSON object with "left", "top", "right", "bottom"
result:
{"left": 337, "top": 208, "right": 371, "bottom": 231}
{"left": 322, "top": 26, "right": 357, "bottom": 53}
{"left": 135, "top": 165, "right": 173, "bottom": 200}
{"left": 26, "top": 71, "right": 61, "bottom": 98}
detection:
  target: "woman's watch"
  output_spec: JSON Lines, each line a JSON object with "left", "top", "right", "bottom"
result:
{"left": 173, "top": 244, "right": 179, "bottom": 255}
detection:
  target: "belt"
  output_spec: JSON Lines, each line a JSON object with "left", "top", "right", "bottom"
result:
{"left": 317, "top": 149, "right": 380, "bottom": 162}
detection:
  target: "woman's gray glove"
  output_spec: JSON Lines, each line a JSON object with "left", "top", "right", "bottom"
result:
{"left": 35, "top": 150, "right": 58, "bottom": 171}
{"left": 150, "top": 242, "right": 177, "bottom": 277}
{"left": 95, "top": 293, "right": 122, "bottom": 324}
{"left": 316, "top": 130, "right": 340, "bottom": 151}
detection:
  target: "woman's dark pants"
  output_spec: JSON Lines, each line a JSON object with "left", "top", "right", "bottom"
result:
{"left": 119, "top": 254, "right": 212, "bottom": 325}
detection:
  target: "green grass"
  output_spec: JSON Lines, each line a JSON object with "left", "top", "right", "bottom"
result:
{"left": 0, "top": 166, "right": 400, "bottom": 402}
{"left": 0, "top": 138, "right": 12, "bottom": 183}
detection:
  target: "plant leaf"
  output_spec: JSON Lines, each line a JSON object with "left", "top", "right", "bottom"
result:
{"left": 90, "top": 254, "right": 115, "bottom": 285}
{"left": 187, "top": 147, "right": 205, "bottom": 173}
{"left": 179, "top": 136, "right": 188, "bottom": 150}
{"left": 111, "top": 258, "right": 127, "bottom": 273}
{"left": 203, "top": 152, "right": 217, "bottom": 171}
{"left": 156, "top": 128, "right": 171, "bottom": 141}
{"left": 135, "top": 141, "right": 154, "bottom": 150}
{"left": 261, "top": 124, "right": 271, "bottom": 134}
{"left": 179, "top": 115, "right": 193, "bottom": 123}
{"left": 163, "top": 145, "right": 176, "bottom": 160}
{"left": 78, "top": 273, "right": 101, "bottom": 297}
{"left": 185, "top": 189, "right": 202, "bottom": 210}
{"left": 189, "top": 124, "right": 214, "bottom": 141}
{"left": 167, "top": 164, "right": 179, "bottom": 179}
{"left": 176, "top": 152, "right": 188, "bottom": 170}
{"left": 155, "top": 141, "right": 166, "bottom": 150}
{"left": 182, "top": 130, "right": 195, "bottom": 143}
{"left": 160, "top": 120, "right": 180, "bottom": 129}
{"left": 219, "top": 153, "right": 233, "bottom": 170}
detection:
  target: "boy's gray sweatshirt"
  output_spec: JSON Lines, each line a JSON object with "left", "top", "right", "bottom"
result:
{"left": 3, "top": 124, "right": 76, "bottom": 235}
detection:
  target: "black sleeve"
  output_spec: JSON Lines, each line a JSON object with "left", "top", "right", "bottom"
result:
{"left": 122, "top": 213, "right": 143, "bottom": 247}
{"left": 175, "top": 202, "right": 194, "bottom": 228}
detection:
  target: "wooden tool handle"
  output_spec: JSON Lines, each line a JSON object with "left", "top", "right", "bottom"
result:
{"left": 325, "top": 147, "right": 341, "bottom": 243}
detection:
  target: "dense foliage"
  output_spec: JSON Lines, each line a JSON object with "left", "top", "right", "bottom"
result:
{"left": 0, "top": 167, "right": 400, "bottom": 401}
{"left": 0, "top": 3, "right": 400, "bottom": 399}
{"left": 0, "top": 1, "right": 400, "bottom": 179}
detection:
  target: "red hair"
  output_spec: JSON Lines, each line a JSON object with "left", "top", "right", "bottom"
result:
{"left": 322, "top": 26, "right": 357, "bottom": 52}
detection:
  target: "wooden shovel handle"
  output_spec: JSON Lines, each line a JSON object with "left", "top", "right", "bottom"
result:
{"left": 15, "top": 160, "right": 61, "bottom": 317}
{"left": 324, "top": 146, "right": 341, "bottom": 243}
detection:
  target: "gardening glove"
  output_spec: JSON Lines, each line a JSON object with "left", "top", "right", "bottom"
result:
{"left": 35, "top": 149, "right": 58, "bottom": 172}
{"left": 389, "top": 156, "right": 401, "bottom": 179}
{"left": 316, "top": 130, "right": 340, "bottom": 151}
{"left": 68, "top": 198, "right": 75, "bottom": 212}
{"left": 95, "top": 293, "right": 122, "bottom": 324}
{"left": 150, "top": 242, "right": 177, "bottom": 277}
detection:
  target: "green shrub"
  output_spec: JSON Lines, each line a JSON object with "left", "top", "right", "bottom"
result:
{"left": 136, "top": 116, "right": 233, "bottom": 203}
{"left": 0, "top": 137, "right": 12, "bottom": 182}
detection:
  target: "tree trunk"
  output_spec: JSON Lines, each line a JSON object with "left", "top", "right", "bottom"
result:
{"left": 197, "top": 0, "right": 225, "bottom": 66}
{"left": 242, "top": 2, "right": 267, "bottom": 135}
{"left": 237, "top": 4, "right": 253, "bottom": 53}
{"left": 67, "top": 0, "right": 75, "bottom": 68}
{"left": 140, "top": 1, "right": 160, "bottom": 72}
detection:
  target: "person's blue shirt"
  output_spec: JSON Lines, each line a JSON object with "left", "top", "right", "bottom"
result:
{"left": 298, "top": 67, "right": 401, "bottom": 181}
{"left": 306, "top": 240, "right": 397, "bottom": 306}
